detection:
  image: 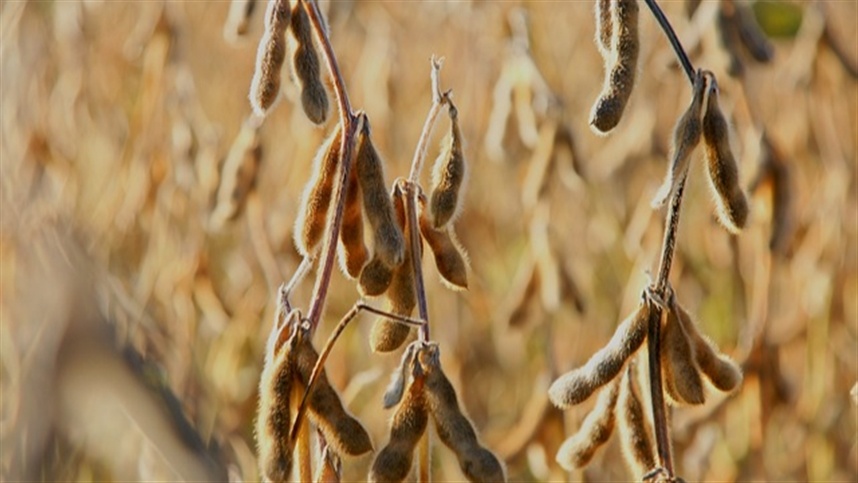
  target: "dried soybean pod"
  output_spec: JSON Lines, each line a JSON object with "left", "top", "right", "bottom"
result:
{"left": 751, "top": 136, "right": 793, "bottom": 254}
{"left": 359, "top": 256, "right": 394, "bottom": 297}
{"left": 595, "top": 0, "right": 613, "bottom": 58}
{"left": 660, "top": 302, "right": 705, "bottom": 405}
{"left": 420, "top": 345, "right": 506, "bottom": 483}
{"left": 256, "top": 311, "right": 300, "bottom": 483}
{"left": 383, "top": 343, "right": 419, "bottom": 409}
{"left": 294, "top": 124, "right": 342, "bottom": 257}
{"left": 702, "top": 80, "right": 749, "bottom": 233}
{"left": 555, "top": 378, "right": 620, "bottom": 470}
{"left": 736, "top": 3, "right": 773, "bottom": 63}
{"left": 224, "top": 0, "right": 257, "bottom": 41}
{"left": 716, "top": 3, "right": 745, "bottom": 77}
{"left": 293, "top": 330, "right": 373, "bottom": 456}
{"left": 549, "top": 301, "right": 650, "bottom": 408}
{"left": 211, "top": 118, "right": 262, "bottom": 229}
{"left": 418, "top": 195, "right": 469, "bottom": 291}
{"left": 617, "top": 365, "right": 656, "bottom": 479}
{"left": 429, "top": 104, "right": 467, "bottom": 229}
{"left": 249, "top": 0, "right": 289, "bottom": 117}
{"left": 674, "top": 302, "right": 742, "bottom": 392}
{"left": 589, "top": 0, "right": 639, "bottom": 134}
{"left": 338, "top": 152, "right": 369, "bottom": 279}
{"left": 369, "top": 374, "right": 428, "bottom": 483}
{"left": 652, "top": 70, "right": 706, "bottom": 208}
{"left": 356, "top": 120, "right": 405, "bottom": 268}
{"left": 288, "top": 0, "right": 328, "bottom": 124}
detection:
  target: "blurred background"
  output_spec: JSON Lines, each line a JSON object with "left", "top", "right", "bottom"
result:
{"left": 1, "top": 0, "right": 855, "bottom": 481}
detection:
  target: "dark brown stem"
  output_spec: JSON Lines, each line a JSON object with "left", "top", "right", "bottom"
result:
{"left": 301, "top": 0, "right": 358, "bottom": 333}
{"left": 404, "top": 181, "right": 430, "bottom": 342}
{"left": 643, "top": 0, "right": 696, "bottom": 84}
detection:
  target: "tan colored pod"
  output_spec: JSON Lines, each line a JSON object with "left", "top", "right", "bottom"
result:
{"left": 651, "top": 70, "right": 706, "bottom": 208}
{"left": 356, "top": 121, "right": 405, "bottom": 269}
{"left": 249, "top": 0, "right": 289, "bottom": 117}
{"left": 369, "top": 374, "right": 428, "bottom": 483}
{"left": 256, "top": 311, "right": 299, "bottom": 483}
{"left": 751, "top": 136, "right": 793, "bottom": 254}
{"left": 617, "top": 365, "right": 656, "bottom": 480}
{"left": 660, "top": 303, "right": 705, "bottom": 405}
{"left": 293, "top": 329, "right": 373, "bottom": 456}
{"left": 337, "top": 156, "right": 369, "bottom": 279}
{"left": 702, "top": 80, "right": 749, "bottom": 233}
{"left": 674, "top": 302, "right": 743, "bottom": 392}
{"left": 555, "top": 378, "right": 620, "bottom": 470}
{"left": 211, "top": 118, "right": 262, "bottom": 229}
{"left": 383, "top": 343, "right": 419, "bottom": 409}
{"left": 288, "top": 1, "right": 328, "bottom": 124}
{"left": 549, "top": 301, "right": 650, "bottom": 408}
{"left": 294, "top": 124, "right": 342, "bottom": 257}
{"left": 359, "top": 256, "right": 394, "bottom": 297}
{"left": 429, "top": 104, "right": 467, "bottom": 228}
{"left": 589, "top": 0, "right": 639, "bottom": 134}
{"left": 418, "top": 195, "right": 469, "bottom": 290}
{"left": 420, "top": 345, "right": 507, "bottom": 483}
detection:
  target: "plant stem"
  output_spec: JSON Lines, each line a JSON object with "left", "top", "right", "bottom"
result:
{"left": 643, "top": 0, "right": 696, "bottom": 84}
{"left": 404, "top": 181, "right": 430, "bottom": 342}
{"left": 408, "top": 56, "right": 448, "bottom": 184}
{"left": 301, "top": 0, "right": 358, "bottom": 333}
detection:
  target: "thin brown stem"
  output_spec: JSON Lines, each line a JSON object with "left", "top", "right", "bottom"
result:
{"left": 404, "top": 181, "right": 430, "bottom": 342}
{"left": 408, "top": 56, "right": 449, "bottom": 184}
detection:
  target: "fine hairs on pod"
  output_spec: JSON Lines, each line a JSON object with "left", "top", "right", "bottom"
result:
{"left": 660, "top": 299, "right": 705, "bottom": 405}
{"left": 338, "top": 152, "right": 369, "bottom": 279}
{"left": 418, "top": 194, "right": 469, "bottom": 291}
{"left": 549, "top": 300, "right": 649, "bottom": 408}
{"left": 294, "top": 124, "right": 342, "bottom": 257}
{"left": 287, "top": 0, "right": 329, "bottom": 124}
{"left": 555, "top": 378, "right": 620, "bottom": 470}
{"left": 428, "top": 103, "right": 467, "bottom": 229}
{"left": 617, "top": 364, "right": 656, "bottom": 479}
{"left": 589, "top": 0, "right": 640, "bottom": 134}
{"left": 702, "top": 77, "right": 749, "bottom": 233}
{"left": 249, "top": 0, "right": 289, "bottom": 117}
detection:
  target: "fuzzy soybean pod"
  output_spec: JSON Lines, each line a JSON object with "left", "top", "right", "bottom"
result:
{"left": 369, "top": 373, "right": 428, "bottom": 483}
{"left": 660, "top": 302, "right": 705, "bottom": 405}
{"left": 617, "top": 365, "right": 656, "bottom": 480}
{"left": 702, "top": 81, "right": 749, "bottom": 233}
{"left": 549, "top": 301, "right": 650, "bottom": 408}
{"left": 418, "top": 195, "right": 469, "bottom": 291}
{"left": 555, "top": 378, "right": 620, "bottom": 470}
{"left": 589, "top": 0, "right": 639, "bottom": 134}
{"left": 420, "top": 345, "right": 507, "bottom": 483}
{"left": 256, "top": 311, "right": 300, "bottom": 483}
{"left": 594, "top": 0, "right": 613, "bottom": 58}
{"left": 428, "top": 104, "right": 467, "bottom": 229}
{"left": 383, "top": 343, "right": 419, "bottom": 409}
{"left": 356, "top": 121, "right": 405, "bottom": 269}
{"left": 369, "top": 184, "right": 416, "bottom": 353}
{"left": 249, "top": 0, "right": 289, "bottom": 117}
{"left": 288, "top": 1, "right": 328, "bottom": 124}
{"left": 651, "top": 71, "right": 706, "bottom": 208}
{"left": 674, "top": 302, "right": 743, "bottom": 392}
{"left": 358, "top": 256, "right": 394, "bottom": 297}
{"left": 294, "top": 125, "right": 342, "bottom": 257}
{"left": 337, "top": 151, "right": 369, "bottom": 279}
{"left": 293, "top": 330, "right": 373, "bottom": 456}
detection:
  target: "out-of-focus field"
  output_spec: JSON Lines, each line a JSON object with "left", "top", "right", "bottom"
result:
{"left": 1, "top": 1, "right": 856, "bottom": 481}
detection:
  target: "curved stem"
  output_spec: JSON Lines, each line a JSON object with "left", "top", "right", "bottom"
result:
{"left": 644, "top": 0, "right": 696, "bottom": 84}
{"left": 408, "top": 56, "right": 449, "bottom": 183}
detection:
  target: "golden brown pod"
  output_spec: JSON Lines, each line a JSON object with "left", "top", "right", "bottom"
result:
{"left": 288, "top": 1, "right": 328, "bottom": 124}
{"left": 369, "top": 373, "right": 428, "bottom": 483}
{"left": 314, "top": 447, "right": 341, "bottom": 483}
{"left": 674, "top": 302, "right": 742, "bottom": 392}
{"left": 358, "top": 256, "right": 394, "bottom": 297}
{"left": 256, "top": 311, "right": 299, "bottom": 483}
{"left": 702, "top": 80, "right": 749, "bottom": 233}
{"left": 660, "top": 302, "right": 705, "bottom": 405}
{"left": 549, "top": 301, "right": 650, "bottom": 408}
{"left": 750, "top": 136, "right": 793, "bottom": 255}
{"left": 555, "top": 378, "right": 620, "bottom": 470}
{"left": 595, "top": 0, "right": 613, "bottom": 58}
{"left": 617, "top": 365, "right": 656, "bottom": 480}
{"left": 356, "top": 121, "right": 405, "bottom": 269}
{"left": 294, "top": 124, "right": 342, "bottom": 257}
{"left": 293, "top": 329, "right": 373, "bottom": 456}
{"left": 337, "top": 150, "right": 369, "bottom": 279}
{"left": 370, "top": 184, "right": 416, "bottom": 353}
{"left": 589, "top": 0, "right": 639, "bottom": 134}
{"left": 420, "top": 345, "right": 507, "bottom": 483}
{"left": 651, "top": 70, "right": 706, "bottom": 208}
{"left": 429, "top": 105, "right": 468, "bottom": 228}
{"left": 418, "top": 195, "right": 468, "bottom": 290}
{"left": 249, "top": 0, "right": 289, "bottom": 117}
